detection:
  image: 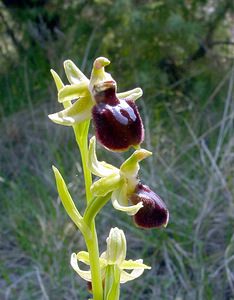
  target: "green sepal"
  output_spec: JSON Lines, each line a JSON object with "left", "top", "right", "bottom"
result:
{"left": 91, "top": 173, "right": 122, "bottom": 197}
{"left": 50, "top": 69, "right": 64, "bottom": 92}
{"left": 120, "top": 149, "right": 152, "bottom": 192}
{"left": 50, "top": 69, "right": 71, "bottom": 109}
{"left": 119, "top": 259, "right": 151, "bottom": 284}
{"left": 63, "top": 60, "right": 89, "bottom": 84}
{"left": 120, "top": 149, "right": 152, "bottom": 176}
{"left": 117, "top": 87, "right": 143, "bottom": 101}
{"left": 88, "top": 136, "right": 119, "bottom": 177}
{"left": 111, "top": 184, "right": 143, "bottom": 216}
{"left": 58, "top": 82, "right": 90, "bottom": 103}
{"left": 48, "top": 96, "right": 93, "bottom": 126}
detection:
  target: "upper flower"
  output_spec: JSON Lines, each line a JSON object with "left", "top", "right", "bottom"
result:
{"left": 49, "top": 57, "right": 144, "bottom": 151}
{"left": 70, "top": 227, "right": 151, "bottom": 285}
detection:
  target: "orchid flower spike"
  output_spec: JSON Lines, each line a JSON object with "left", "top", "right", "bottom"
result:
{"left": 48, "top": 57, "right": 144, "bottom": 151}
{"left": 70, "top": 227, "right": 151, "bottom": 287}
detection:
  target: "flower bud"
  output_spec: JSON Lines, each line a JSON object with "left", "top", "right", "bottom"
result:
{"left": 106, "top": 227, "right": 127, "bottom": 265}
{"left": 130, "top": 183, "right": 169, "bottom": 228}
{"left": 92, "top": 81, "right": 144, "bottom": 151}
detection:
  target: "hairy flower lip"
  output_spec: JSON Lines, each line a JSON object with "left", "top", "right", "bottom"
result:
{"left": 130, "top": 183, "right": 169, "bottom": 229}
{"left": 92, "top": 98, "right": 144, "bottom": 151}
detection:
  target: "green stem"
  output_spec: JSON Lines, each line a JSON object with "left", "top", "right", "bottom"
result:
{"left": 73, "top": 122, "right": 92, "bottom": 203}
{"left": 73, "top": 122, "right": 103, "bottom": 300}
{"left": 84, "top": 193, "right": 112, "bottom": 227}
{"left": 85, "top": 221, "right": 103, "bottom": 300}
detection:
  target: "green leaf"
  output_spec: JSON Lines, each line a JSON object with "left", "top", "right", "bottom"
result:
{"left": 52, "top": 166, "right": 84, "bottom": 232}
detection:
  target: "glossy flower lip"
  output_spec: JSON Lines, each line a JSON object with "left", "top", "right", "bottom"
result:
{"left": 48, "top": 57, "right": 144, "bottom": 151}
{"left": 90, "top": 58, "right": 144, "bottom": 151}
{"left": 70, "top": 227, "right": 151, "bottom": 284}
{"left": 92, "top": 98, "right": 144, "bottom": 151}
{"left": 130, "top": 183, "right": 169, "bottom": 229}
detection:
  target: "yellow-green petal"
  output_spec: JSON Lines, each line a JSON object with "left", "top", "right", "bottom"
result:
{"left": 50, "top": 69, "right": 64, "bottom": 92}
{"left": 76, "top": 251, "right": 91, "bottom": 265}
{"left": 70, "top": 253, "right": 92, "bottom": 282}
{"left": 120, "top": 259, "right": 151, "bottom": 270}
{"left": 117, "top": 87, "right": 143, "bottom": 101}
{"left": 111, "top": 185, "right": 143, "bottom": 216}
{"left": 91, "top": 173, "right": 122, "bottom": 197}
{"left": 120, "top": 268, "right": 146, "bottom": 284}
{"left": 48, "top": 96, "right": 93, "bottom": 126}
{"left": 119, "top": 259, "right": 150, "bottom": 284}
{"left": 58, "top": 82, "right": 89, "bottom": 103}
{"left": 64, "top": 60, "right": 89, "bottom": 84}
{"left": 120, "top": 149, "right": 152, "bottom": 193}
{"left": 88, "top": 136, "right": 119, "bottom": 177}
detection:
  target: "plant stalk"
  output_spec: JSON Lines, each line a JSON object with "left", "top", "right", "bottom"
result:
{"left": 73, "top": 122, "right": 103, "bottom": 300}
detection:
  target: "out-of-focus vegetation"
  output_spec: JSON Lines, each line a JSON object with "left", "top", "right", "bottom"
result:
{"left": 0, "top": 1, "right": 234, "bottom": 299}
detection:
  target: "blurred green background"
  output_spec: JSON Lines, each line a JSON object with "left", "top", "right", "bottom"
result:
{"left": 0, "top": 0, "right": 234, "bottom": 299}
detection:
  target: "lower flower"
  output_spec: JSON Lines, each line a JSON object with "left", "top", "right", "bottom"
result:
{"left": 88, "top": 136, "right": 169, "bottom": 228}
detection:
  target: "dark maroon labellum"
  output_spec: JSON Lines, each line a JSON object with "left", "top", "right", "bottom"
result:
{"left": 92, "top": 85, "right": 144, "bottom": 151}
{"left": 130, "top": 183, "right": 169, "bottom": 229}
